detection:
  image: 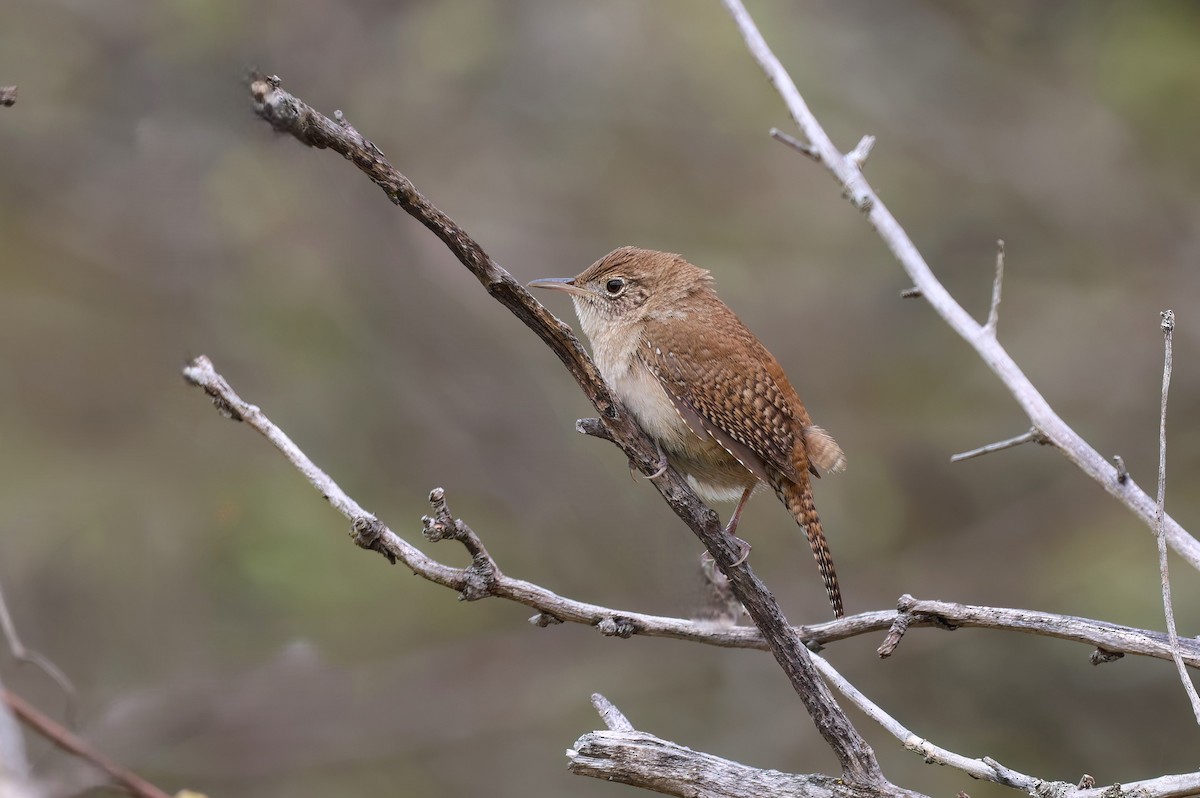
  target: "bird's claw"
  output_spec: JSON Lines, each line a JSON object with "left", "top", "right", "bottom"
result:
{"left": 699, "top": 534, "right": 752, "bottom": 568}
{"left": 642, "top": 441, "right": 669, "bottom": 480}
{"left": 729, "top": 534, "right": 752, "bottom": 566}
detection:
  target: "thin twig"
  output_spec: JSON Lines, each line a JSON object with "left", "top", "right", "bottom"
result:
{"left": 2, "top": 688, "right": 173, "bottom": 798}
{"left": 1154, "top": 310, "right": 1200, "bottom": 723}
{"left": 846, "top": 135, "right": 875, "bottom": 169}
{"left": 1112, "top": 455, "right": 1129, "bottom": 484}
{"left": 808, "top": 654, "right": 1042, "bottom": 793}
{"left": 984, "top": 239, "right": 1005, "bottom": 335}
{"left": 0, "top": 575, "right": 78, "bottom": 725}
{"left": 769, "top": 127, "right": 819, "bottom": 162}
{"left": 591, "top": 694, "right": 635, "bottom": 733}
{"left": 949, "top": 428, "right": 1046, "bottom": 463}
{"left": 720, "top": 0, "right": 1200, "bottom": 571}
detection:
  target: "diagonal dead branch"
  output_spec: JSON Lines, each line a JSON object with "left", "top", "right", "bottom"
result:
{"left": 247, "top": 74, "right": 619, "bottom": 426}
{"left": 244, "top": 75, "right": 884, "bottom": 783}
{"left": 720, "top": 0, "right": 1200, "bottom": 572}
{"left": 1153, "top": 310, "right": 1200, "bottom": 723}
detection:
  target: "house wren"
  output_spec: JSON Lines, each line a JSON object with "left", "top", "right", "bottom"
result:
{"left": 530, "top": 247, "right": 848, "bottom": 618}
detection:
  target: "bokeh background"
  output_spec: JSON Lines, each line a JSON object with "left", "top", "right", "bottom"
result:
{"left": 3, "top": 1, "right": 1200, "bottom": 796}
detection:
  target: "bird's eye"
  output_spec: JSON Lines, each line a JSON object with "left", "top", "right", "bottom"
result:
{"left": 605, "top": 278, "right": 626, "bottom": 295}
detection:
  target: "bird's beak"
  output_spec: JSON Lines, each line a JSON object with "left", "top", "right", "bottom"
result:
{"left": 528, "top": 277, "right": 588, "bottom": 297}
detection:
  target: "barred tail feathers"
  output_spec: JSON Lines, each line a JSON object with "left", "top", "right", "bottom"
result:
{"left": 768, "top": 469, "right": 844, "bottom": 618}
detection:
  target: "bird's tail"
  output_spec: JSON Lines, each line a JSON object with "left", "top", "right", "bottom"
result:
{"left": 768, "top": 469, "right": 844, "bottom": 618}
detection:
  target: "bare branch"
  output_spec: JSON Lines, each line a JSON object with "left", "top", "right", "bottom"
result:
{"left": 187, "top": 348, "right": 1200, "bottom": 794}
{"left": 949, "top": 428, "right": 1047, "bottom": 463}
{"left": 879, "top": 595, "right": 1200, "bottom": 668}
{"left": 1153, "top": 310, "right": 1200, "bottom": 722}
{"left": 569, "top": 697, "right": 918, "bottom": 798}
{"left": 984, "top": 239, "right": 1005, "bottom": 335}
{"left": 1075, "top": 772, "right": 1200, "bottom": 798}
{"left": 2, "top": 688, "right": 172, "bottom": 798}
{"left": 572, "top": 683, "right": 1200, "bottom": 798}
{"left": 720, "top": 0, "right": 1200, "bottom": 571}
{"left": 186, "top": 357, "right": 1200, "bottom": 675}
{"left": 244, "top": 75, "right": 885, "bottom": 783}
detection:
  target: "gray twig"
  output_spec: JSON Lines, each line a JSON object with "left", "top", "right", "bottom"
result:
{"left": 984, "top": 240, "right": 1005, "bottom": 335}
{"left": 0, "top": 576, "right": 77, "bottom": 725}
{"left": 809, "top": 654, "right": 1042, "bottom": 792}
{"left": 591, "top": 694, "right": 635, "bottom": 732}
{"left": 1153, "top": 311, "right": 1200, "bottom": 723}
{"left": 950, "top": 428, "right": 1048, "bottom": 463}
{"left": 769, "top": 127, "right": 819, "bottom": 162}
{"left": 846, "top": 135, "right": 875, "bottom": 169}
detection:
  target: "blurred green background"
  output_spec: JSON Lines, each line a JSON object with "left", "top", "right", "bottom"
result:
{"left": 3, "top": 1, "right": 1200, "bottom": 796}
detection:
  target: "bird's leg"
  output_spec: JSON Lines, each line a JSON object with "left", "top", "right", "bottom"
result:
{"left": 725, "top": 486, "right": 755, "bottom": 566}
{"left": 638, "top": 439, "right": 670, "bottom": 480}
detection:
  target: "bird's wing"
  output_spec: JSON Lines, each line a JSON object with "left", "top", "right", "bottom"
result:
{"left": 640, "top": 316, "right": 801, "bottom": 484}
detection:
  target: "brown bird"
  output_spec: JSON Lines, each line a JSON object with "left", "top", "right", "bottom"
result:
{"left": 530, "top": 247, "right": 848, "bottom": 618}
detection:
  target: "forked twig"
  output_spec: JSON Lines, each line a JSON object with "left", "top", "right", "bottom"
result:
{"left": 721, "top": 0, "right": 1200, "bottom": 570}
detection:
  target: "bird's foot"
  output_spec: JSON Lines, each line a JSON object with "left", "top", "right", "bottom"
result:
{"left": 699, "top": 533, "right": 752, "bottom": 568}
{"left": 728, "top": 533, "right": 752, "bottom": 566}
{"left": 640, "top": 440, "right": 670, "bottom": 480}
